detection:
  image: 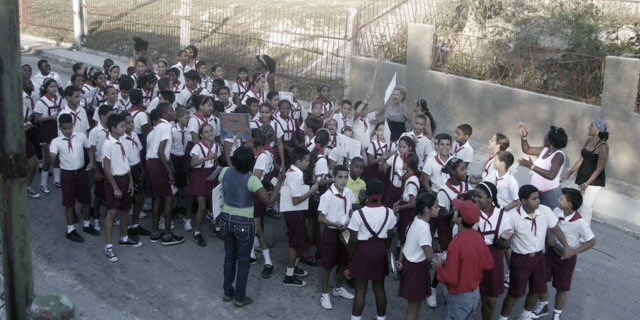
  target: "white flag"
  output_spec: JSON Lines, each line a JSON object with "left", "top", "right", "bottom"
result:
{"left": 384, "top": 72, "right": 397, "bottom": 105}
{"left": 384, "top": 119, "right": 392, "bottom": 144}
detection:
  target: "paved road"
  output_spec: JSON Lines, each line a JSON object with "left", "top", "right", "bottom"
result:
{"left": 16, "top": 53, "right": 640, "bottom": 320}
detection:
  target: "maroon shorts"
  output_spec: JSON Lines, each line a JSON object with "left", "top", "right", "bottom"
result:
{"left": 398, "top": 259, "right": 431, "bottom": 301}
{"left": 170, "top": 154, "right": 189, "bottom": 188}
{"left": 435, "top": 215, "right": 453, "bottom": 251}
{"left": 397, "top": 203, "right": 414, "bottom": 244}
{"left": 480, "top": 245, "right": 505, "bottom": 297}
{"left": 25, "top": 133, "right": 36, "bottom": 158}
{"left": 188, "top": 168, "right": 216, "bottom": 196}
{"left": 283, "top": 211, "right": 306, "bottom": 250}
{"left": 61, "top": 169, "right": 91, "bottom": 207}
{"left": 320, "top": 228, "right": 348, "bottom": 270}
{"left": 104, "top": 175, "right": 132, "bottom": 211}
{"left": 508, "top": 252, "right": 547, "bottom": 298}
{"left": 350, "top": 238, "right": 388, "bottom": 280}
{"left": 37, "top": 121, "right": 57, "bottom": 144}
{"left": 307, "top": 196, "right": 320, "bottom": 218}
{"left": 145, "top": 158, "right": 172, "bottom": 197}
{"left": 545, "top": 250, "right": 577, "bottom": 291}
{"left": 382, "top": 184, "right": 402, "bottom": 208}
{"left": 130, "top": 162, "right": 144, "bottom": 195}
{"left": 94, "top": 162, "right": 105, "bottom": 199}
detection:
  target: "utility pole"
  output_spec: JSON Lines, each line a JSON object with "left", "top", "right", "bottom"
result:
{"left": 0, "top": 0, "right": 35, "bottom": 319}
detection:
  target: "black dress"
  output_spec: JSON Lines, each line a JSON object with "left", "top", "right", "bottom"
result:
{"left": 575, "top": 141, "right": 606, "bottom": 187}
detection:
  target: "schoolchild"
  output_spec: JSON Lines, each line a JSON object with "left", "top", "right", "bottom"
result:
{"left": 452, "top": 124, "right": 474, "bottom": 164}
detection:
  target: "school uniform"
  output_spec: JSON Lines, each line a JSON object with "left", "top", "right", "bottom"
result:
{"left": 546, "top": 209, "right": 594, "bottom": 291}
{"left": 492, "top": 171, "right": 519, "bottom": 208}
{"left": 82, "top": 83, "right": 99, "bottom": 106}
{"left": 318, "top": 185, "right": 354, "bottom": 270}
{"left": 102, "top": 134, "right": 132, "bottom": 211}
{"left": 352, "top": 114, "right": 375, "bottom": 151}
{"left": 176, "top": 87, "right": 210, "bottom": 111}
{"left": 188, "top": 141, "right": 220, "bottom": 196}
{"left": 170, "top": 123, "right": 191, "bottom": 188}
{"left": 200, "top": 76, "right": 213, "bottom": 94}
{"left": 249, "top": 119, "right": 281, "bottom": 150}
{"left": 421, "top": 154, "right": 451, "bottom": 192}
{"left": 232, "top": 79, "right": 249, "bottom": 102}
{"left": 282, "top": 165, "right": 308, "bottom": 250}
{"left": 34, "top": 94, "right": 63, "bottom": 144}
{"left": 364, "top": 138, "right": 395, "bottom": 182}
{"left": 332, "top": 113, "right": 352, "bottom": 134}
{"left": 382, "top": 153, "right": 405, "bottom": 208}
{"left": 171, "top": 81, "right": 185, "bottom": 94}
{"left": 186, "top": 112, "right": 211, "bottom": 140}
{"left": 326, "top": 133, "right": 337, "bottom": 155}
{"left": 273, "top": 115, "right": 297, "bottom": 165}
{"left": 327, "top": 147, "right": 348, "bottom": 166}
{"left": 106, "top": 79, "right": 120, "bottom": 93}
{"left": 50, "top": 133, "right": 92, "bottom": 207}
{"left": 252, "top": 146, "right": 276, "bottom": 218}
{"left": 397, "top": 174, "right": 420, "bottom": 244}
{"left": 114, "top": 93, "right": 131, "bottom": 113}
{"left": 171, "top": 63, "right": 193, "bottom": 84}
{"left": 88, "top": 123, "right": 111, "bottom": 199}
{"left": 290, "top": 100, "right": 303, "bottom": 126}
{"left": 347, "top": 203, "right": 397, "bottom": 280}
{"left": 502, "top": 205, "right": 559, "bottom": 298}
{"left": 145, "top": 119, "right": 173, "bottom": 197}
{"left": 481, "top": 154, "right": 498, "bottom": 182}
{"left": 436, "top": 180, "right": 470, "bottom": 251}
{"left": 223, "top": 101, "right": 237, "bottom": 113}
{"left": 92, "top": 87, "right": 106, "bottom": 110}
{"left": 58, "top": 105, "right": 89, "bottom": 135}
{"left": 123, "top": 132, "right": 144, "bottom": 194}
{"left": 241, "top": 87, "right": 265, "bottom": 105}
{"left": 452, "top": 140, "right": 474, "bottom": 163}
{"left": 399, "top": 217, "right": 433, "bottom": 301}
{"left": 314, "top": 98, "right": 333, "bottom": 114}
{"left": 127, "top": 106, "right": 148, "bottom": 135}
{"left": 131, "top": 73, "right": 141, "bottom": 89}
{"left": 400, "top": 131, "right": 435, "bottom": 168}
{"left": 31, "top": 71, "right": 62, "bottom": 99}
{"left": 23, "top": 91, "right": 37, "bottom": 159}
{"left": 308, "top": 153, "right": 330, "bottom": 220}
{"left": 140, "top": 87, "right": 157, "bottom": 109}
{"left": 478, "top": 207, "right": 510, "bottom": 297}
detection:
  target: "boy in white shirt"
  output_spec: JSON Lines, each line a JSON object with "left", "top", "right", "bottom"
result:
{"left": 49, "top": 114, "right": 98, "bottom": 242}
{"left": 332, "top": 100, "right": 353, "bottom": 134}
{"left": 126, "top": 89, "right": 149, "bottom": 137}
{"left": 421, "top": 133, "right": 452, "bottom": 193}
{"left": 123, "top": 113, "right": 150, "bottom": 238}
{"left": 318, "top": 165, "right": 356, "bottom": 310}
{"left": 171, "top": 49, "right": 192, "bottom": 84}
{"left": 492, "top": 151, "right": 520, "bottom": 210}
{"left": 176, "top": 70, "right": 210, "bottom": 111}
{"left": 400, "top": 114, "right": 435, "bottom": 168}
{"left": 59, "top": 86, "right": 89, "bottom": 135}
{"left": 452, "top": 124, "right": 474, "bottom": 164}
{"left": 170, "top": 107, "right": 192, "bottom": 226}
{"left": 114, "top": 77, "right": 133, "bottom": 112}
{"left": 88, "top": 105, "right": 115, "bottom": 231}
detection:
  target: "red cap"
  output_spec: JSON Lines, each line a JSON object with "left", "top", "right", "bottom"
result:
{"left": 452, "top": 199, "right": 480, "bottom": 225}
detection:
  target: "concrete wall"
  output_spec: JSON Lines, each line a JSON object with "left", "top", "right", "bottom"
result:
{"left": 348, "top": 23, "right": 640, "bottom": 187}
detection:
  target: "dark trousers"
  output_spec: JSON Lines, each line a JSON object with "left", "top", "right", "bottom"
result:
{"left": 221, "top": 212, "right": 255, "bottom": 302}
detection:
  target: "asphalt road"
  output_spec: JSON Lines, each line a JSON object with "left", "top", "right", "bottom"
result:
{"left": 16, "top": 53, "right": 640, "bottom": 320}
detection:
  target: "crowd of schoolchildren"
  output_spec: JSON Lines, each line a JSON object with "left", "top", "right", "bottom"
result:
{"left": 21, "top": 39, "right": 598, "bottom": 320}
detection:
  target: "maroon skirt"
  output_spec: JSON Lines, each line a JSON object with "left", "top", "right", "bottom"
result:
{"left": 171, "top": 154, "right": 189, "bottom": 188}
{"left": 144, "top": 158, "right": 172, "bottom": 197}
{"left": 188, "top": 167, "right": 216, "bottom": 196}
{"left": 435, "top": 215, "right": 453, "bottom": 251}
{"left": 382, "top": 183, "right": 402, "bottom": 208}
{"left": 363, "top": 163, "right": 386, "bottom": 184}
{"left": 480, "top": 245, "right": 505, "bottom": 297}
{"left": 397, "top": 202, "right": 414, "bottom": 244}
{"left": 350, "top": 238, "right": 388, "bottom": 280}
{"left": 37, "top": 121, "right": 58, "bottom": 144}
{"left": 25, "top": 132, "right": 36, "bottom": 158}
{"left": 320, "top": 228, "right": 348, "bottom": 270}
{"left": 398, "top": 259, "right": 431, "bottom": 301}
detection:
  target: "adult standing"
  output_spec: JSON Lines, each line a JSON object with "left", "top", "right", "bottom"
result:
{"left": 561, "top": 119, "right": 608, "bottom": 225}
{"left": 517, "top": 123, "right": 567, "bottom": 209}
{"left": 128, "top": 37, "right": 154, "bottom": 73}
{"left": 219, "top": 146, "right": 283, "bottom": 307}
{"left": 378, "top": 86, "right": 413, "bottom": 142}
{"left": 255, "top": 54, "right": 276, "bottom": 93}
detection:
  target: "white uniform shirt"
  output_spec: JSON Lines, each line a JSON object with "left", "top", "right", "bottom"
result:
{"left": 232, "top": 80, "right": 250, "bottom": 100}
{"left": 241, "top": 88, "right": 265, "bottom": 105}
{"left": 421, "top": 154, "right": 450, "bottom": 192}
{"left": 88, "top": 122, "right": 110, "bottom": 162}
{"left": 23, "top": 91, "right": 35, "bottom": 125}
{"left": 171, "top": 124, "right": 191, "bottom": 156}
{"left": 481, "top": 155, "right": 498, "bottom": 182}
{"left": 222, "top": 101, "right": 237, "bottom": 113}
{"left": 283, "top": 165, "right": 306, "bottom": 211}
{"left": 504, "top": 205, "right": 559, "bottom": 255}
{"left": 190, "top": 141, "right": 220, "bottom": 169}
{"left": 171, "top": 63, "right": 193, "bottom": 84}
{"left": 123, "top": 132, "right": 142, "bottom": 166}
{"left": 176, "top": 87, "right": 210, "bottom": 109}
{"left": 352, "top": 114, "right": 375, "bottom": 149}
{"left": 253, "top": 149, "right": 275, "bottom": 181}
{"left": 479, "top": 207, "right": 511, "bottom": 246}
{"left": 402, "top": 217, "right": 432, "bottom": 263}
{"left": 34, "top": 94, "right": 62, "bottom": 119}
{"left": 102, "top": 134, "right": 131, "bottom": 176}
{"left": 348, "top": 205, "right": 397, "bottom": 240}
{"left": 114, "top": 93, "right": 131, "bottom": 113}
{"left": 128, "top": 107, "right": 148, "bottom": 135}
{"left": 273, "top": 116, "right": 296, "bottom": 142}
{"left": 187, "top": 113, "right": 211, "bottom": 136}
{"left": 553, "top": 209, "right": 595, "bottom": 249}
{"left": 401, "top": 174, "right": 420, "bottom": 202}
{"left": 140, "top": 87, "right": 157, "bottom": 108}
{"left": 318, "top": 185, "right": 355, "bottom": 229}
{"left": 31, "top": 71, "right": 62, "bottom": 99}
{"left": 146, "top": 119, "right": 172, "bottom": 160}
{"left": 314, "top": 156, "right": 329, "bottom": 181}
{"left": 493, "top": 171, "right": 519, "bottom": 208}
{"left": 452, "top": 140, "right": 474, "bottom": 163}
{"left": 58, "top": 105, "right": 89, "bottom": 134}
{"left": 333, "top": 112, "right": 352, "bottom": 134}
{"left": 400, "top": 131, "right": 434, "bottom": 168}
{"left": 49, "top": 133, "right": 90, "bottom": 170}
{"left": 367, "top": 138, "right": 394, "bottom": 159}
{"left": 386, "top": 153, "right": 405, "bottom": 188}
{"left": 437, "top": 180, "right": 470, "bottom": 211}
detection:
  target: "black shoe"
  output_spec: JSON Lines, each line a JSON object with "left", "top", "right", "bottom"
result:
{"left": 211, "top": 228, "right": 222, "bottom": 238}
{"left": 294, "top": 266, "right": 308, "bottom": 278}
{"left": 130, "top": 225, "right": 151, "bottom": 236}
{"left": 119, "top": 238, "right": 143, "bottom": 247}
{"left": 127, "top": 229, "right": 140, "bottom": 242}
{"left": 66, "top": 230, "right": 84, "bottom": 243}
{"left": 262, "top": 265, "right": 273, "bottom": 278}
{"left": 162, "top": 233, "right": 185, "bottom": 246}
{"left": 234, "top": 297, "right": 253, "bottom": 308}
{"left": 193, "top": 233, "right": 206, "bottom": 247}
{"left": 150, "top": 231, "right": 162, "bottom": 242}
{"left": 266, "top": 209, "right": 281, "bottom": 219}
{"left": 300, "top": 255, "right": 319, "bottom": 267}
{"left": 82, "top": 225, "right": 100, "bottom": 236}
{"left": 283, "top": 275, "right": 306, "bottom": 287}
{"left": 250, "top": 257, "right": 257, "bottom": 265}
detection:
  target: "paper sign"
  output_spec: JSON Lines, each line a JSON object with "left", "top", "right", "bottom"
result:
{"left": 211, "top": 184, "right": 224, "bottom": 220}
{"left": 279, "top": 185, "right": 310, "bottom": 212}
{"left": 220, "top": 113, "right": 250, "bottom": 142}
{"left": 336, "top": 133, "right": 362, "bottom": 160}
{"left": 384, "top": 72, "right": 397, "bottom": 105}
{"left": 279, "top": 91, "right": 294, "bottom": 104}
{"left": 384, "top": 119, "right": 392, "bottom": 144}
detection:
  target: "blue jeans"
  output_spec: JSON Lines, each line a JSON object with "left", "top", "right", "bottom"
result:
{"left": 446, "top": 288, "right": 479, "bottom": 320}
{"left": 221, "top": 212, "right": 255, "bottom": 302}
{"left": 539, "top": 186, "right": 561, "bottom": 210}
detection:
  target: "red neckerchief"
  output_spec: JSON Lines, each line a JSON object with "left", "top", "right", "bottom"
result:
{"left": 194, "top": 112, "right": 208, "bottom": 125}
{"left": 494, "top": 172, "right": 505, "bottom": 186}
{"left": 435, "top": 154, "right": 449, "bottom": 167}
{"left": 224, "top": 103, "right": 235, "bottom": 112}
{"left": 313, "top": 143, "right": 324, "bottom": 155}
{"left": 480, "top": 206, "right": 496, "bottom": 232}
{"left": 250, "top": 87, "right": 263, "bottom": 102}
{"left": 359, "top": 117, "right": 368, "bottom": 132}
{"left": 178, "top": 127, "right": 186, "bottom": 145}
{"left": 329, "top": 134, "right": 337, "bottom": 148}
{"left": 118, "top": 98, "right": 131, "bottom": 109}
{"left": 44, "top": 94, "right": 61, "bottom": 116}
{"left": 483, "top": 155, "right": 496, "bottom": 176}
{"left": 126, "top": 134, "right": 139, "bottom": 149}
{"left": 115, "top": 139, "right": 126, "bottom": 160}
{"left": 454, "top": 142, "right": 465, "bottom": 155}
{"left": 374, "top": 137, "right": 388, "bottom": 157}
{"left": 518, "top": 206, "right": 537, "bottom": 236}
{"left": 235, "top": 79, "right": 248, "bottom": 92}
{"left": 102, "top": 127, "right": 109, "bottom": 139}
{"left": 128, "top": 106, "right": 145, "bottom": 114}
{"left": 365, "top": 200, "right": 383, "bottom": 208}
{"left": 446, "top": 180, "right": 466, "bottom": 200}
{"left": 200, "top": 140, "right": 214, "bottom": 157}
{"left": 63, "top": 135, "right": 74, "bottom": 152}
{"left": 188, "top": 86, "right": 199, "bottom": 95}
{"left": 331, "top": 185, "right": 348, "bottom": 216}
{"left": 68, "top": 107, "right": 81, "bottom": 123}
{"left": 339, "top": 114, "right": 348, "bottom": 128}
{"left": 142, "top": 88, "right": 153, "bottom": 101}
{"left": 559, "top": 211, "right": 582, "bottom": 222}
{"left": 277, "top": 117, "right": 294, "bottom": 140}
{"left": 254, "top": 145, "right": 274, "bottom": 157}
{"left": 172, "top": 82, "right": 182, "bottom": 93}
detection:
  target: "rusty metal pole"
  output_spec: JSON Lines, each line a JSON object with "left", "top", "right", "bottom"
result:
{"left": 0, "top": 0, "right": 35, "bottom": 319}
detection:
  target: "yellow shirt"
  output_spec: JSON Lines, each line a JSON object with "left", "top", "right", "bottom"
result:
{"left": 346, "top": 176, "right": 366, "bottom": 205}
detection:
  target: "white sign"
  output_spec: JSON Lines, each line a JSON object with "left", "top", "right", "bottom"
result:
{"left": 336, "top": 133, "right": 362, "bottom": 160}
{"left": 211, "top": 184, "right": 224, "bottom": 219}
{"left": 384, "top": 72, "right": 397, "bottom": 105}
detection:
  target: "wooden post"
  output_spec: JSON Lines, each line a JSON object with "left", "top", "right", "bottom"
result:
{"left": 0, "top": 0, "right": 35, "bottom": 319}
{"left": 179, "top": 0, "right": 192, "bottom": 47}
{"left": 73, "top": 0, "right": 83, "bottom": 47}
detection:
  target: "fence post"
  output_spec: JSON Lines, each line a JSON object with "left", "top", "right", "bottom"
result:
{"left": 343, "top": 8, "right": 358, "bottom": 99}
{"left": 601, "top": 56, "right": 640, "bottom": 112}
{"left": 72, "top": 0, "right": 83, "bottom": 47}
{"left": 0, "top": 0, "right": 35, "bottom": 319}
{"left": 180, "top": 0, "right": 192, "bottom": 47}
{"left": 81, "top": 0, "right": 88, "bottom": 37}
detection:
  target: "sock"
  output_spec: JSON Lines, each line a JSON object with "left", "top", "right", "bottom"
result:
{"left": 294, "top": 258, "right": 300, "bottom": 267}
{"left": 53, "top": 167, "right": 61, "bottom": 183}
{"left": 286, "top": 267, "right": 294, "bottom": 277}
{"left": 253, "top": 236, "right": 259, "bottom": 250}
{"left": 351, "top": 316, "right": 362, "bottom": 320}
{"left": 128, "top": 224, "right": 139, "bottom": 229}
{"left": 263, "top": 249, "right": 272, "bottom": 266}
{"left": 120, "top": 235, "right": 128, "bottom": 242}
{"left": 184, "top": 218, "right": 191, "bottom": 223}
{"left": 66, "top": 225, "right": 75, "bottom": 233}
{"left": 93, "top": 218, "right": 100, "bottom": 225}
{"left": 215, "top": 226, "right": 221, "bottom": 231}
{"left": 40, "top": 170, "right": 48, "bottom": 187}
{"left": 194, "top": 231, "right": 201, "bottom": 236}
{"left": 539, "top": 300, "right": 549, "bottom": 307}
{"left": 38, "top": 159, "right": 43, "bottom": 168}
{"left": 554, "top": 308, "right": 563, "bottom": 315}
{"left": 499, "top": 316, "right": 509, "bottom": 320}
{"left": 83, "top": 220, "right": 90, "bottom": 227}
{"left": 250, "top": 248, "right": 257, "bottom": 259}
{"left": 321, "top": 293, "right": 329, "bottom": 300}
{"left": 521, "top": 310, "right": 533, "bottom": 318}
{"left": 376, "top": 316, "right": 385, "bottom": 320}
{"left": 105, "top": 244, "right": 113, "bottom": 250}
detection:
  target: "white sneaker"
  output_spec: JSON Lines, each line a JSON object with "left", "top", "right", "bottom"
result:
{"left": 553, "top": 313, "right": 562, "bottom": 320}
{"left": 504, "top": 273, "right": 510, "bottom": 288}
{"left": 158, "top": 217, "right": 175, "bottom": 231}
{"left": 142, "top": 199, "right": 152, "bottom": 211}
{"left": 426, "top": 290, "right": 437, "bottom": 308}
{"left": 531, "top": 302, "right": 549, "bottom": 319}
{"left": 332, "top": 287, "right": 354, "bottom": 300}
{"left": 206, "top": 211, "right": 214, "bottom": 221}
{"left": 518, "top": 311, "right": 534, "bottom": 320}
{"left": 93, "top": 220, "right": 102, "bottom": 232}
{"left": 320, "top": 294, "right": 333, "bottom": 310}
{"left": 114, "top": 217, "right": 120, "bottom": 226}
{"left": 139, "top": 211, "right": 147, "bottom": 219}
{"left": 184, "top": 219, "right": 193, "bottom": 232}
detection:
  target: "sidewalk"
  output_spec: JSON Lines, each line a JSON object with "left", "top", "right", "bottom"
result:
{"left": 20, "top": 34, "right": 640, "bottom": 235}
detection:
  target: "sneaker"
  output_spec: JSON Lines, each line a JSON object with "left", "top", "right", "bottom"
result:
{"left": 83, "top": 225, "right": 100, "bottom": 236}
{"left": 53, "top": 181, "right": 61, "bottom": 189}
{"left": 150, "top": 231, "right": 162, "bottom": 242}
{"left": 320, "top": 294, "right": 333, "bottom": 310}
{"left": 206, "top": 211, "right": 215, "bottom": 221}
{"left": 162, "top": 233, "right": 185, "bottom": 246}
{"left": 92, "top": 220, "right": 102, "bottom": 232}
{"left": 553, "top": 312, "right": 562, "bottom": 320}
{"left": 212, "top": 227, "right": 222, "bottom": 238}
{"left": 222, "top": 294, "right": 233, "bottom": 302}
{"left": 105, "top": 247, "right": 119, "bottom": 262}
{"left": 504, "top": 273, "right": 510, "bottom": 288}
{"left": 27, "top": 188, "right": 41, "bottom": 199}
{"left": 262, "top": 265, "right": 273, "bottom": 278}
{"left": 158, "top": 217, "right": 175, "bottom": 230}
{"left": 66, "top": 230, "right": 84, "bottom": 243}
{"left": 130, "top": 225, "right": 151, "bottom": 237}
{"left": 193, "top": 233, "right": 206, "bottom": 247}
{"left": 139, "top": 211, "right": 148, "bottom": 219}
{"left": 113, "top": 217, "right": 120, "bottom": 226}
{"left": 332, "top": 287, "right": 355, "bottom": 300}
{"left": 183, "top": 219, "right": 193, "bottom": 232}
{"left": 283, "top": 275, "right": 306, "bottom": 287}
{"left": 119, "top": 238, "right": 143, "bottom": 247}
{"left": 518, "top": 311, "right": 534, "bottom": 320}
{"left": 233, "top": 297, "right": 253, "bottom": 308}
{"left": 39, "top": 185, "right": 50, "bottom": 196}
{"left": 531, "top": 302, "right": 549, "bottom": 319}
{"left": 294, "top": 266, "right": 308, "bottom": 278}
{"left": 250, "top": 257, "right": 257, "bottom": 265}
{"left": 426, "top": 291, "right": 437, "bottom": 308}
